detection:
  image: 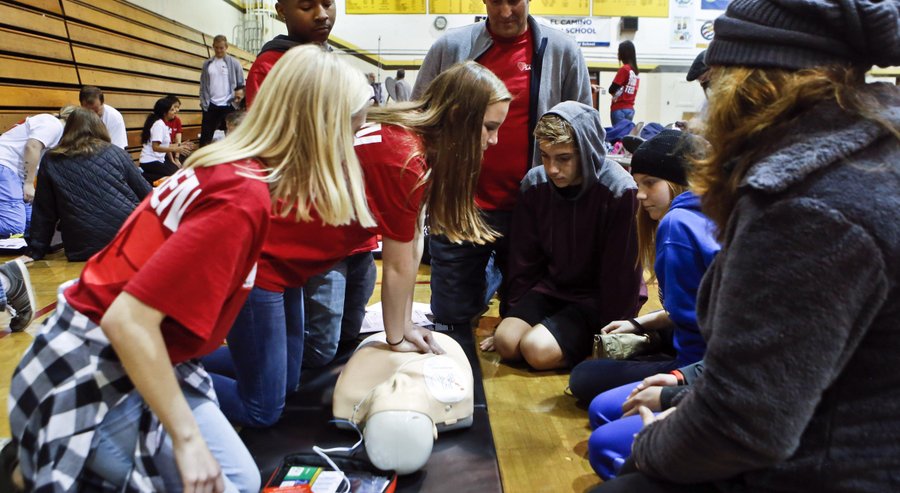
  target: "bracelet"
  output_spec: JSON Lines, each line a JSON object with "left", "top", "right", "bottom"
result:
{"left": 386, "top": 335, "right": 405, "bottom": 346}
{"left": 628, "top": 318, "right": 646, "bottom": 334}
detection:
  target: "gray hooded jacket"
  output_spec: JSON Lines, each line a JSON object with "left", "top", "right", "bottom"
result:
{"left": 412, "top": 17, "right": 592, "bottom": 168}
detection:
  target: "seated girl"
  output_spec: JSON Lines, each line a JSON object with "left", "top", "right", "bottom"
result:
{"left": 568, "top": 129, "right": 719, "bottom": 401}
{"left": 28, "top": 107, "right": 151, "bottom": 261}
{"left": 7, "top": 45, "right": 371, "bottom": 492}
{"left": 139, "top": 96, "right": 191, "bottom": 184}
{"left": 570, "top": 129, "right": 719, "bottom": 480}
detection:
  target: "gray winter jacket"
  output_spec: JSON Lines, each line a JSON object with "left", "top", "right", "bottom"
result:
{"left": 412, "top": 17, "right": 592, "bottom": 168}
{"left": 200, "top": 55, "right": 244, "bottom": 111}
{"left": 633, "top": 84, "right": 900, "bottom": 492}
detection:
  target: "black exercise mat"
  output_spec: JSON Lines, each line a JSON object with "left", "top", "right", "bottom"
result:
{"left": 240, "top": 327, "right": 502, "bottom": 493}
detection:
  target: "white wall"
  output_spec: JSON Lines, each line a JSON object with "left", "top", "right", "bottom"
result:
{"left": 128, "top": 0, "right": 715, "bottom": 124}
{"left": 126, "top": 0, "right": 244, "bottom": 43}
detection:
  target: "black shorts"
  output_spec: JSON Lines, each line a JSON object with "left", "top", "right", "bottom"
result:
{"left": 506, "top": 290, "right": 599, "bottom": 366}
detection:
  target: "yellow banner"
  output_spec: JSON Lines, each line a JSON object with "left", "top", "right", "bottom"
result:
{"left": 593, "top": 0, "right": 669, "bottom": 17}
{"left": 429, "top": 0, "right": 484, "bottom": 14}
{"left": 530, "top": 0, "right": 590, "bottom": 16}
{"left": 346, "top": 0, "right": 426, "bottom": 14}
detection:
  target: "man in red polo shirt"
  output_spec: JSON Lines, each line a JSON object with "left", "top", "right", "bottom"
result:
{"left": 413, "top": 0, "right": 592, "bottom": 331}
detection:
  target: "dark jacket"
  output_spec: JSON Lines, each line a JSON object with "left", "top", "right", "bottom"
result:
{"left": 633, "top": 85, "right": 900, "bottom": 492}
{"left": 28, "top": 145, "right": 151, "bottom": 261}
{"left": 245, "top": 36, "right": 300, "bottom": 107}
{"left": 507, "top": 101, "right": 642, "bottom": 326}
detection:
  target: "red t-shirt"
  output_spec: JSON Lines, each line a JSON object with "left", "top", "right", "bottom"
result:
{"left": 354, "top": 123, "right": 427, "bottom": 242}
{"left": 65, "top": 160, "right": 272, "bottom": 364}
{"left": 611, "top": 64, "right": 639, "bottom": 112}
{"left": 246, "top": 50, "right": 284, "bottom": 108}
{"left": 164, "top": 117, "right": 183, "bottom": 142}
{"left": 476, "top": 27, "right": 533, "bottom": 212}
{"left": 253, "top": 123, "right": 427, "bottom": 291}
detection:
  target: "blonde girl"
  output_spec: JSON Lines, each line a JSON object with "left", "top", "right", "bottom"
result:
{"left": 8, "top": 45, "right": 370, "bottom": 493}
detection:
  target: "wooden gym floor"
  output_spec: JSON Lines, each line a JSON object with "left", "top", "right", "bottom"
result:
{"left": 0, "top": 251, "right": 662, "bottom": 492}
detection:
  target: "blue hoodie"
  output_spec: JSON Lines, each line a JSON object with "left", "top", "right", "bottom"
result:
{"left": 654, "top": 191, "right": 719, "bottom": 365}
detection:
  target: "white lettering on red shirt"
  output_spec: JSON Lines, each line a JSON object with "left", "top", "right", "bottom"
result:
{"left": 151, "top": 169, "right": 202, "bottom": 232}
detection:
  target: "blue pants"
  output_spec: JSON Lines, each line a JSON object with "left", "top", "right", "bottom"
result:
{"left": 302, "top": 252, "right": 377, "bottom": 368}
{"left": 610, "top": 108, "right": 635, "bottom": 127}
{"left": 429, "top": 210, "right": 511, "bottom": 325}
{"left": 587, "top": 381, "right": 644, "bottom": 480}
{"left": 85, "top": 386, "right": 260, "bottom": 492}
{"left": 202, "top": 286, "right": 304, "bottom": 427}
{"left": 0, "top": 166, "right": 29, "bottom": 236}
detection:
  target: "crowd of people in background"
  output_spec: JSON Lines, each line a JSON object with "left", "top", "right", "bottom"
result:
{"left": 0, "top": 0, "right": 898, "bottom": 491}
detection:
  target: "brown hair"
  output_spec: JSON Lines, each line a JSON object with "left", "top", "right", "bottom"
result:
{"left": 691, "top": 65, "right": 899, "bottom": 242}
{"left": 533, "top": 114, "right": 575, "bottom": 146}
{"left": 50, "top": 107, "right": 111, "bottom": 157}
{"left": 367, "top": 61, "right": 511, "bottom": 244}
{"left": 79, "top": 86, "right": 104, "bottom": 104}
{"left": 635, "top": 180, "right": 688, "bottom": 281}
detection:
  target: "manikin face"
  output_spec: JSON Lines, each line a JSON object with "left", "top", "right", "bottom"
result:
{"left": 634, "top": 173, "right": 674, "bottom": 221}
{"left": 539, "top": 141, "right": 582, "bottom": 188}
{"left": 481, "top": 101, "right": 510, "bottom": 151}
{"left": 482, "top": 0, "right": 528, "bottom": 39}
{"left": 277, "top": 0, "right": 336, "bottom": 44}
{"left": 82, "top": 98, "right": 104, "bottom": 117}
{"left": 213, "top": 40, "right": 228, "bottom": 58}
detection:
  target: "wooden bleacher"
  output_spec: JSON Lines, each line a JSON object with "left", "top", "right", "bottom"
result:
{"left": 0, "top": 0, "right": 254, "bottom": 160}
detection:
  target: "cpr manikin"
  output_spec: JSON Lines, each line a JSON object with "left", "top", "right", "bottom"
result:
{"left": 332, "top": 332, "right": 474, "bottom": 474}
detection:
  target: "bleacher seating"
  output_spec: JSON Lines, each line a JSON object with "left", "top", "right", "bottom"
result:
{"left": 0, "top": 0, "right": 254, "bottom": 161}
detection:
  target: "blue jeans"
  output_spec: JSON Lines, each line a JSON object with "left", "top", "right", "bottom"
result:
{"left": 0, "top": 165, "right": 28, "bottom": 236}
{"left": 202, "top": 286, "right": 304, "bottom": 427}
{"left": 302, "top": 252, "right": 376, "bottom": 368}
{"left": 429, "top": 210, "right": 512, "bottom": 326}
{"left": 85, "top": 386, "right": 260, "bottom": 492}
{"left": 610, "top": 109, "right": 635, "bottom": 127}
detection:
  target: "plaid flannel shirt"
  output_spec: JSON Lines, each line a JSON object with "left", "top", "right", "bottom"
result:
{"left": 8, "top": 281, "right": 217, "bottom": 492}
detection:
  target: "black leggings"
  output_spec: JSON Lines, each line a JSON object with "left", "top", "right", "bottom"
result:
{"left": 140, "top": 160, "right": 179, "bottom": 185}
{"left": 591, "top": 472, "right": 718, "bottom": 493}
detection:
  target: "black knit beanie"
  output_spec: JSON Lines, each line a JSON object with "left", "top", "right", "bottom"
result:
{"left": 686, "top": 50, "right": 708, "bottom": 82}
{"left": 630, "top": 129, "right": 691, "bottom": 186}
{"left": 706, "top": 0, "right": 900, "bottom": 70}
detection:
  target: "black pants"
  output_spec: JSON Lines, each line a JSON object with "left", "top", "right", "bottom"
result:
{"left": 200, "top": 104, "right": 234, "bottom": 146}
{"left": 590, "top": 461, "right": 718, "bottom": 493}
{"left": 428, "top": 210, "right": 512, "bottom": 325}
{"left": 140, "top": 160, "right": 179, "bottom": 185}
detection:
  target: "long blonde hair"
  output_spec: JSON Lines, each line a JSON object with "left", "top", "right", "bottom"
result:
{"left": 185, "top": 45, "right": 375, "bottom": 228}
{"left": 636, "top": 180, "right": 688, "bottom": 281}
{"left": 691, "top": 65, "right": 898, "bottom": 241}
{"left": 366, "top": 61, "right": 511, "bottom": 244}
